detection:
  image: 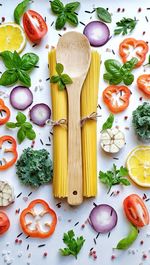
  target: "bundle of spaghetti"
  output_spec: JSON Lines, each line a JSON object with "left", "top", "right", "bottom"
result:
{"left": 48, "top": 49, "right": 68, "bottom": 198}
{"left": 81, "top": 51, "right": 100, "bottom": 197}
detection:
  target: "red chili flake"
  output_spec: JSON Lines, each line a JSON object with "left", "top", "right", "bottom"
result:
{"left": 81, "top": 224, "right": 85, "bottom": 229}
{"left": 138, "top": 7, "right": 142, "bottom": 12}
{"left": 15, "top": 239, "right": 19, "bottom": 243}
{"left": 143, "top": 193, "right": 147, "bottom": 200}
{"left": 89, "top": 251, "right": 93, "bottom": 256}
{"left": 124, "top": 116, "right": 128, "bottom": 120}
{"left": 93, "top": 255, "right": 97, "bottom": 259}
{"left": 143, "top": 254, "right": 147, "bottom": 259}
{"left": 140, "top": 240, "right": 144, "bottom": 245}
{"left": 117, "top": 8, "right": 120, "bottom": 12}
{"left": 139, "top": 96, "right": 143, "bottom": 101}
{"left": 93, "top": 251, "right": 96, "bottom": 255}
{"left": 15, "top": 209, "right": 20, "bottom": 214}
{"left": 68, "top": 219, "right": 72, "bottom": 222}
{"left": 1, "top": 17, "right": 5, "bottom": 22}
{"left": 19, "top": 239, "right": 22, "bottom": 244}
{"left": 43, "top": 252, "right": 48, "bottom": 257}
{"left": 111, "top": 255, "right": 116, "bottom": 260}
{"left": 63, "top": 27, "right": 67, "bottom": 31}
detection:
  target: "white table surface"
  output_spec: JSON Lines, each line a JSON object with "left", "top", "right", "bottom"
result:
{"left": 0, "top": 0, "right": 150, "bottom": 264}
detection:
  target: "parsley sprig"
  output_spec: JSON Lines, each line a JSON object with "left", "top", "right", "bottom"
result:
{"left": 114, "top": 17, "right": 138, "bottom": 36}
{"left": 50, "top": 0, "right": 80, "bottom": 30}
{"left": 60, "top": 230, "right": 85, "bottom": 259}
{"left": 99, "top": 164, "right": 130, "bottom": 193}
{"left": 50, "top": 63, "right": 73, "bottom": 90}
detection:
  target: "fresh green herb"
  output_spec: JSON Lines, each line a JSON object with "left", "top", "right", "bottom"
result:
{"left": 0, "top": 51, "right": 39, "bottom": 87}
{"left": 96, "top": 7, "right": 112, "bottom": 23}
{"left": 6, "top": 112, "right": 36, "bottom": 144}
{"left": 103, "top": 57, "right": 138, "bottom": 85}
{"left": 50, "top": 0, "right": 80, "bottom": 30}
{"left": 14, "top": 0, "right": 30, "bottom": 24}
{"left": 60, "top": 230, "right": 85, "bottom": 259}
{"left": 114, "top": 17, "right": 137, "bottom": 35}
{"left": 102, "top": 113, "right": 114, "bottom": 131}
{"left": 99, "top": 164, "right": 130, "bottom": 193}
{"left": 143, "top": 54, "right": 150, "bottom": 66}
{"left": 16, "top": 148, "right": 53, "bottom": 187}
{"left": 132, "top": 102, "right": 150, "bottom": 141}
{"left": 116, "top": 224, "right": 138, "bottom": 250}
{"left": 50, "top": 63, "right": 73, "bottom": 90}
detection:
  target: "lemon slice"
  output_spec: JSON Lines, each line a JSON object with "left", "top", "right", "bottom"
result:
{"left": 126, "top": 146, "right": 150, "bottom": 187}
{"left": 0, "top": 23, "right": 26, "bottom": 53}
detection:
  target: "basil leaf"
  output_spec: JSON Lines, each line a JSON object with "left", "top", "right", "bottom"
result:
{"left": 148, "top": 55, "right": 150, "bottom": 64}
{"left": 13, "top": 51, "right": 22, "bottom": 68}
{"left": 58, "top": 79, "right": 65, "bottom": 90}
{"left": 6, "top": 122, "right": 16, "bottom": 129}
{"left": 14, "top": 0, "right": 30, "bottom": 25}
{"left": 50, "top": 75, "right": 60, "bottom": 83}
{"left": 21, "top": 53, "right": 39, "bottom": 71}
{"left": 104, "top": 59, "right": 121, "bottom": 75}
{"left": 96, "top": 7, "right": 112, "bottom": 23}
{"left": 0, "top": 51, "right": 14, "bottom": 69}
{"left": 103, "top": 72, "right": 113, "bottom": 81}
{"left": 65, "top": 2, "right": 80, "bottom": 12}
{"left": 17, "top": 70, "right": 31, "bottom": 86}
{"left": 123, "top": 73, "right": 134, "bottom": 85}
{"left": 17, "top": 127, "right": 26, "bottom": 144}
{"left": 56, "top": 63, "right": 64, "bottom": 75}
{"left": 66, "top": 12, "right": 78, "bottom": 26}
{"left": 26, "top": 129, "right": 36, "bottom": 140}
{"left": 121, "top": 57, "right": 138, "bottom": 74}
{"left": 102, "top": 113, "right": 114, "bottom": 130}
{"left": 109, "top": 76, "right": 123, "bottom": 85}
{"left": 51, "top": 0, "right": 64, "bottom": 14}
{"left": 61, "top": 74, "right": 73, "bottom": 85}
{"left": 16, "top": 112, "right": 26, "bottom": 123}
{"left": 55, "top": 13, "right": 67, "bottom": 30}
{"left": 0, "top": 70, "right": 18, "bottom": 86}
{"left": 23, "top": 122, "right": 32, "bottom": 130}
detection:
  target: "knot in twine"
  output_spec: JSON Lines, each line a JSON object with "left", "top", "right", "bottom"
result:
{"left": 81, "top": 112, "right": 101, "bottom": 126}
{"left": 46, "top": 118, "right": 67, "bottom": 128}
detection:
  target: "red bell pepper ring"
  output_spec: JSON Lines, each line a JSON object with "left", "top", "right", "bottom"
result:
{"left": 123, "top": 194, "right": 149, "bottom": 227}
{"left": 0, "top": 136, "right": 18, "bottom": 170}
{"left": 0, "top": 99, "right": 10, "bottom": 125}
{"left": 137, "top": 74, "right": 150, "bottom": 97}
{"left": 20, "top": 199, "right": 57, "bottom": 238}
{"left": 119, "top": 38, "right": 149, "bottom": 68}
{"left": 103, "top": 85, "right": 131, "bottom": 113}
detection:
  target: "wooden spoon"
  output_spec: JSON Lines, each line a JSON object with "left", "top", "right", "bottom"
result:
{"left": 56, "top": 32, "right": 91, "bottom": 205}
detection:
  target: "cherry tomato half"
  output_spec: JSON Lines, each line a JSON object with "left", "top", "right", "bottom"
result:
{"left": 23, "top": 10, "right": 48, "bottom": 43}
{"left": 0, "top": 211, "right": 10, "bottom": 235}
{"left": 123, "top": 194, "right": 149, "bottom": 227}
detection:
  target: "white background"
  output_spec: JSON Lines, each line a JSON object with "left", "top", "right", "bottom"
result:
{"left": 0, "top": 0, "right": 150, "bottom": 265}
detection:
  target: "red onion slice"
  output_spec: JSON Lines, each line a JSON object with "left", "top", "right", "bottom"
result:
{"left": 89, "top": 204, "right": 118, "bottom": 233}
{"left": 83, "top": 21, "right": 110, "bottom": 47}
{"left": 10, "top": 86, "right": 33, "bottom": 110}
{"left": 29, "top": 103, "right": 51, "bottom": 126}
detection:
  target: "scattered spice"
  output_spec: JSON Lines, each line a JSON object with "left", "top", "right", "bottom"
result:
{"left": 143, "top": 254, "right": 147, "bottom": 259}
{"left": 145, "top": 198, "right": 150, "bottom": 202}
{"left": 19, "top": 239, "right": 22, "bottom": 244}
{"left": 94, "top": 238, "right": 96, "bottom": 245}
{"left": 96, "top": 233, "right": 100, "bottom": 239}
{"left": 58, "top": 33, "right": 62, "bottom": 37}
{"left": 46, "top": 77, "right": 50, "bottom": 81}
{"left": 112, "top": 49, "right": 115, "bottom": 55}
{"left": 117, "top": 8, "right": 121, "bottom": 12}
{"left": 108, "top": 231, "right": 111, "bottom": 238}
{"left": 17, "top": 232, "right": 23, "bottom": 238}
{"left": 15, "top": 209, "right": 20, "bottom": 214}
{"left": 140, "top": 240, "right": 144, "bottom": 245}
{"left": 139, "top": 96, "right": 143, "bottom": 101}
{"left": 15, "top": 239, "right": 19, "bottom": 243}
{"left": 143, "top": 31, "right": 146, "bottom": 35}
{"left": 85, "top": 10, "right": 91, "bottom": 14}
{"left": 81, "top": 224, "right": 85, "bottom": 229}
{"left": 32, "top": 43, "right": 37, "bottom": 48}
{"left": 50, "top": 21, "right": 54, "bottom": 26}
{"left": 113, "top": 157, "right": 119, "bottom": 160}
{"left": 1, "top": 16, "right": 5, "bottom": 22}
{"left": 122, "top": 8, "right": 125, "bottom": 12}
{"left": 28, "top": 192, "right": 32, "bottom": 197}
{"left": 124, "top": 116, "right": 128, "bottom": 120}
{"left": 143, "top": 193, "right": 147, "bottom": 200}
{"left": 80, "top": 21, "right": 86, "bottom": 26}
{"left": 74, "top": 221, "right": 79, "bottom": 226}
{"left": 43, "top": 252, "right": 48, "bottom": 257}
{"left": 38, "top": 244, "right": 46, "bottom": 248}
{"left": 138, "top": 7, "right": 142, "bottom": 12}
{"left": 26, "top": 235, "right": 30, "bottom": 239}
{"left": 27, "top": 244, "right": 29, "bottom": 250}
{"left": 16, "top": 192, "right": 22, "bottom": 198}
{"left": 111, "top": 255, "right": 116, "bottom": 260}
{"left": 40, "top": 139, "right": 44, "bottom": 145}
{"left": 145, "top": 16, "right": 149, "bottom": 22}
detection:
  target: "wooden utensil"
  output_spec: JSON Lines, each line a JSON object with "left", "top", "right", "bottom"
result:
{"left": 56, "top": 32, "right": 91, "bottom": 205}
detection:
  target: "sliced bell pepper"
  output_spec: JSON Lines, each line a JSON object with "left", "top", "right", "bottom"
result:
{"left": 119, "top": 38, "right": 149, "bottom": 68}
{"left": 103, "top": 85, "right": 131, "bottom": 113}
{"left": 20, "top": 199, "right": 57, "bottom": 238}
{"left": 124, "top": 194, "right": 149, "bottom": 227}
{"left": 0, "top": 136, "right": 18, "bottom": 170}
{"left": 137, "top": 74, "right": 150, "bottom": 97}
{"left": 0, "top": 211, "right": 10, "bottom": 235}
{"left": 0, "top": 99, "right": 10, "bottom": 125}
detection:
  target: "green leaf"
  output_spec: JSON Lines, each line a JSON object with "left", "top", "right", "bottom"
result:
{"left": 6, "top": 122, "right": 16, "bottom": 129}
{"left": 26, "top": 129, "right": 36, "bottom": 140}
{"left": 56, "top": 63, "right": 64, "bottom": 75}
{"left": 23, "top": 122, "right": 32, "bottom": 130}
{"left": 65, "top": 2, "right": 80, "bottom": 12}
{"left": 104, "top": 59, "right": 121, "bottom": 75}
{"left": 50, "top": 75, "right": 60, "bottom": 83}
{"left": 14, "top": 0, "right": 30, "bottom": 24}
{"left": 0, "top": 51, "right": 14, "bottom": 69}
{"left": 13, "top": 51, "right": 22, "bottom": 68}
{"left": 17, "top": 127, "right": 26, "bottom": 144}
{"left": 103, "top": 72, "right": 113, "bottom": 81}
{"left": 66, "top": 12, "right": 78, "bottom": 26}
{"left": 16, "top": 112, "right": 26, "bottom": 123}
{"left": 0, "top": 70, "right": 18, "bottom": 86}
{"left": 119, "top": 166, "right": 128, "bottom": 177}
{"left": 116, "top": 224, "right": 138, "bottom": 250}
{"left": 58, "top": 79, "right": 65, "bottom": 90}
{"left": 123, "top": 73, "right": 134, "bottom": 85}
{"left": 61, "top": 74, "right": 73, "bottom": 85}
{"left": 148, "top": 55, "right": 150, "bottom": 65}
{"left": 96, "top": 7, "right": 112, "bottom": 23}
{"left": 114, "top": 28, "right": 123, "bottom": 35}
{"left": 102, "top": 113, "right": 114, "bottom": 130}
{"left": 17, "top": 70, "right": 31, "bottom": 86}
{"left": 114, "top": 17, "right": 137, "bottom": 36}
{"left": 55, "top": 13, "right": 67, "bottom": 30}
{"left": 21, "top": 53, "right": 39, "bottom": 71}
{"left": 120, "top": 178, "right": 130, "bottom": 186}
{"left": 121, "top": 57, "right": 138, "bottom": 73}
{"left": 51, "top": 0, "right": 64, "bottom": 14}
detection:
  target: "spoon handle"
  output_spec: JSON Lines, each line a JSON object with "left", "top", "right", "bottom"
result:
{"left": 67, "top": 83, "right": 83, "bottom": 205}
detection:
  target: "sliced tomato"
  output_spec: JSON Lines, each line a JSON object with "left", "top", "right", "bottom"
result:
{"left": 123, "top": 194, "right": 149, "bottom": 227}
{"left": 137, "top": 74, "right": 150, "bottom": 97}
{"left": 0, "top": 211, "right": 10, "bottom": 235}
{"left": 23, "top": 10, "right": 48, "bottom": 43}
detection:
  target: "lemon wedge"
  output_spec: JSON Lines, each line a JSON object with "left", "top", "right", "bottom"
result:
{"left": 126, "top": 146, "right": 150, "bottom": 187}
{"left": 0, "top": 23, "right": 26, "bottom": 53}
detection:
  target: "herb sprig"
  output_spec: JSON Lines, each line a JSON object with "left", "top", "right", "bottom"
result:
{"left": 6, "top": 112, "right": 36, "bottom": 144}
{"left": 60, "top": 230, "right": 85, "bottom": 259}
{"left": 50, "top": 0, "right": 80, "bottom": 30}
{"left": 144, "top": 55, "right": 150, "bottom": 66}
{"left": 102, "top": 113, "right": 114, "bottom": 131}
{"left": 103, "top": 57, "right": 138, "bottom": 85}
{"left": 114, "top": 17, "right": 138, "bottom": 36}
{"left": 99, "top": 164, "right": 130, "bottom": 193}
{"left": 14, "top": 0, "right": 30, "bottom": 24}
{"left": 96, "top": 7, "right": 112, "bottom": 23}
{"left": 0, "top": 51, "right": 39, "bottom": 87}
{"left": 50, "top": 63, "right": 73, "bottom": 90}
